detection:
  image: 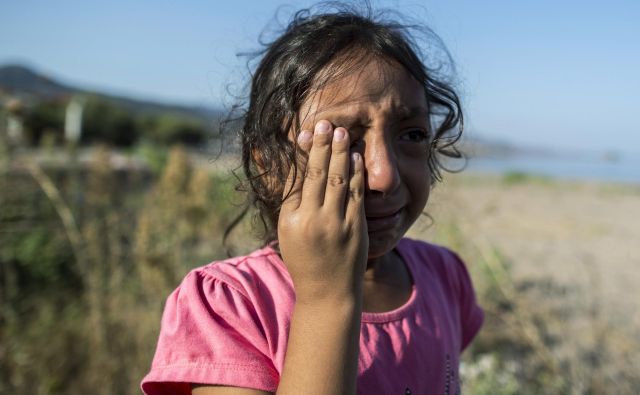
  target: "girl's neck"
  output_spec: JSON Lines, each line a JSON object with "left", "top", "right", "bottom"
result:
{"left": 362, "top": 249, "right": 413, "bottom": 313}
{"left": 364, "top": 249, "right": 404, "bottom": 281}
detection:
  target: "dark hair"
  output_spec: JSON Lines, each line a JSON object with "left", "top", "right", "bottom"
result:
{"left": 227, "top": 2, "right": 463, "bottom": 244}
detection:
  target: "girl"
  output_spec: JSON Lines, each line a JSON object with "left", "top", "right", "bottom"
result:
{"left": 142, "top": 4, "right": 483, "bottom": 395}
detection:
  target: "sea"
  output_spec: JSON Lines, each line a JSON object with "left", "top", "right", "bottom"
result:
{"left": 462, "top": 153, "right": 640, "bottom": 185}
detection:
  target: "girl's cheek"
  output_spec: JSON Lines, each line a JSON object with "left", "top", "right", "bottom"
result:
{"left": 398, "top": 142, "right": 431, "bottom": 159}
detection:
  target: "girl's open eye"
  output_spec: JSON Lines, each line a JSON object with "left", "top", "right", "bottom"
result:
{"left": 399, "top": 129, "right": 429, "bottom": 143}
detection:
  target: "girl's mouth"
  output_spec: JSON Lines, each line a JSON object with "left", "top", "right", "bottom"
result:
{"left": 365, "top": 209, "right": 402, "bottom": 232}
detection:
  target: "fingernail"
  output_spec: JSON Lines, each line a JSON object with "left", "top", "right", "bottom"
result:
{"left": 315, "top": 120, "right": 331, "bottom": 134}
{"left": 333, "top": 128, "right": 345, "bottom": 141}
{"left": 351, "top": 152, "right": 360, "bottom": 162}
{"left": 297, "top": 130, "right": 312, "bottom": 144}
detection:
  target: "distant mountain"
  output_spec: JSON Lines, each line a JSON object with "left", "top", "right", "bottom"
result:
{"left": 0, "top": 64, "right": 73, "bottom": 97}
{"left": 0, "top": 64, "right": 224, "bottom": 122}
{"left": 458, "top": 134, "right": 560, "bottom": 159}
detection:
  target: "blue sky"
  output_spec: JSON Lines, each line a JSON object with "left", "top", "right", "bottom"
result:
{"left": 1, "top": 0, "right": 639, "bottom": 155}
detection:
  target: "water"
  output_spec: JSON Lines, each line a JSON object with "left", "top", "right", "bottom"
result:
{"left": 464, "top": 154, "right": 640, "bottom": 185}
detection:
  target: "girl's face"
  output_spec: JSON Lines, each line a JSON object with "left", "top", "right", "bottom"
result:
{"left": 297, "top": 57, "right": 431, "bottom": 260}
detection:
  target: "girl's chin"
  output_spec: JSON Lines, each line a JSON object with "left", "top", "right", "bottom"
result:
{"left": 366, "top": 232, "right": 402, "bottom": 262}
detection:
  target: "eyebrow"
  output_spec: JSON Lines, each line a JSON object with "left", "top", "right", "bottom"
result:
{"left": 395, "top": 105, "right": 429, "bottom": 120}
{"left": 328, "top": 113, "right": 367, "bottom": 128}
{"left": 317, "top": 105, "right": 429, "bottom": 127}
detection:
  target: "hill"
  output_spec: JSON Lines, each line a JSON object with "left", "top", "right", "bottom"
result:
{"left": 0, "top": 64, "right": 224, "bottom": 122}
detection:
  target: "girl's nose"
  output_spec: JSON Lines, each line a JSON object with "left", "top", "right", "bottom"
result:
{"left": 363, "top": 137, "right": 401, "bottom": 198}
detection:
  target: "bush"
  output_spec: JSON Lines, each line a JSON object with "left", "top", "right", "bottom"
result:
{"left": 82, "top": 98, "right": 139, "bottom": 147}
{"left": 22, "top": 101, "right": 65, "bottom": 145}
{"left": 139, "top": 114, "right": 208, "bottom": 145}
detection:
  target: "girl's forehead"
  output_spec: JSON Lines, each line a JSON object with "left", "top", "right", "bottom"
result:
{"left": 299, "top": 58, "right": 427, "bottom": 122}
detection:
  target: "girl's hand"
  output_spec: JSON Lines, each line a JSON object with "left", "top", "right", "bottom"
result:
{"left": 277, "top": 119, "right": 368, "bottom": 305}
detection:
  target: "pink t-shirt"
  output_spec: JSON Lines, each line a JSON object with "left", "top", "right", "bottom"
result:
{"left": 141, "top": 238, "right": 483, "bottom": 395}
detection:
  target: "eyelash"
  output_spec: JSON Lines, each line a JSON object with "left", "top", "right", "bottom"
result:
{"left": 399, "top": 129, "right": 429, "bottom": 143}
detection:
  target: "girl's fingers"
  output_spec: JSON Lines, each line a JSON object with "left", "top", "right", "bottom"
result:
{"left": 322, "top": 127, "right": 351, "bottom": 217}
{"left": 284, "top": 121, "right": 360, "bottom": 220}
{"left": 300, "top": 120, "right": 333, "bottom": 207}
{"left": 281, "top": 130, "right": 312, "bottom": 210}
{"left": 345, "top": 151, "right": 365, "bottom": 222}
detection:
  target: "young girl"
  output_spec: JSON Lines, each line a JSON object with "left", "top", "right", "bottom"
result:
{"left": 142, "top": 4, "right": 483, "bottom": 395}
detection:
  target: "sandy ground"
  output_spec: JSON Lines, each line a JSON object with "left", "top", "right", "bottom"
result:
{"left": 409, "top": 172, "right": 640, "bottom": 337}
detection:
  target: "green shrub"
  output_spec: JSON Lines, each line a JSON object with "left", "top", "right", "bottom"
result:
{"left": 82, "top": 98, "right": 139, "bottom": 147}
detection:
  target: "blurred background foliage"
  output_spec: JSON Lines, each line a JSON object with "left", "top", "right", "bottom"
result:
{"left": 0, "top": 143, "right": 246, "bottom": 394}
{"left": 17, "top": 96, "right": 210, "bottom": 148}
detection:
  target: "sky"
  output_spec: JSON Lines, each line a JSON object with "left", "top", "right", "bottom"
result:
{"left": 1, "top": 0, "right": 639, "bottom": 155}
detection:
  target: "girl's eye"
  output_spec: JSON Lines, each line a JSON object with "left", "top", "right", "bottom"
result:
{"left": 399, "top": 129, "right": 429, "bottom": 143}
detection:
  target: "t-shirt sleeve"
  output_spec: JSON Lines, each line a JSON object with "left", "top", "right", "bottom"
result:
{"left": 449, "top": 251, "right": 484, "bottom": 351}
{"left": 141, "top": 269, "right": 279, "bottom": 395}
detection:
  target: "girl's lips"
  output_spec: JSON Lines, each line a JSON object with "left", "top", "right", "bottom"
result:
{"left": 365, "top": 209, "right": 402, "bottom": 232}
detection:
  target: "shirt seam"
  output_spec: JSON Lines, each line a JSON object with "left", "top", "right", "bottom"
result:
{"left": 151, "top": 362, "right": 275, "bottom": 371}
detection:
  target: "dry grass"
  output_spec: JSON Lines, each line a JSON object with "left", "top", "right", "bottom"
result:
{"left": 1, "top": 146, "right": 244, "bottom": 394}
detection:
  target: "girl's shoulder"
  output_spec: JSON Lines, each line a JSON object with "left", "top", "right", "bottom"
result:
{"left": 178, "top": 244, "right": 295, "bottom": 306}
{"left": 398, "top": 237, "right": 484, "bottom": 349}
{"left": 397, "top": 237, "right": 468, "bottom": 273}
{"left": 143, "top": 246, "right": 291, "bottom": 394}
{"left": 397, "top": 237, "right": 477, "bottom": 303}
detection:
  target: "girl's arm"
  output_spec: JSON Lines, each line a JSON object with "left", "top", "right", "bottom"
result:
{"left": 192, "top": 121, "right": 367, "bottom": 395}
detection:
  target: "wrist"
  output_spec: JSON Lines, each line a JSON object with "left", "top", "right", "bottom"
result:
{"left": 293, "top": 282, "right": 363, "bottom": 310}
